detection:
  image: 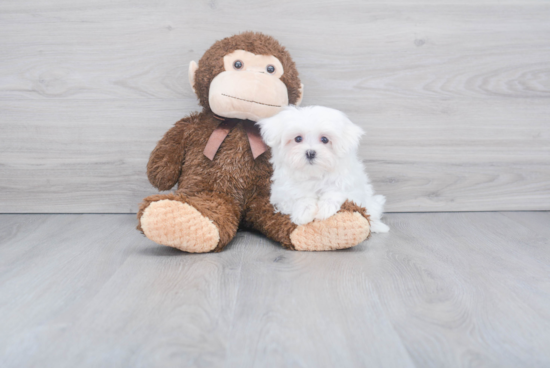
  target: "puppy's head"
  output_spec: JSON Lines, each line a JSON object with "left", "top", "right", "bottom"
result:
{"left": 257, "top": 105, "right": 364, "bottom": 175}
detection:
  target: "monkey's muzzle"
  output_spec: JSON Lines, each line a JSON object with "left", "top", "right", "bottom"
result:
{"left": 209, "top": 71, "right": 289, "bottom": 122}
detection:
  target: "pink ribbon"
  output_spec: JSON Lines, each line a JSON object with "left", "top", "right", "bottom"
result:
{"left": 204, "top": 119, "right": 268, "bottom": 160}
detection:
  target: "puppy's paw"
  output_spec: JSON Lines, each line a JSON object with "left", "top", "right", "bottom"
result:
{"left": 315, "top": 200, "right": 342, "bottom": 221}
{"left": 370, "top": 219, "right": 390, "bottom": 233}
{"left": 291, "top": 202, "right": 318, "bottom": 225}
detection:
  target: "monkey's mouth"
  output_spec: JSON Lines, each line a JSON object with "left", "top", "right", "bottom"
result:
{"left": 222, "top": 93, "right": 282, "bottom": 108}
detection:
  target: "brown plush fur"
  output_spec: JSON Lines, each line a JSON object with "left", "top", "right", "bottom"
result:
{"left": 137, "top": 32, "right": 370, "bottom": 252}
{"left": 138, "top": 110, "right": 296, "bottom": 250}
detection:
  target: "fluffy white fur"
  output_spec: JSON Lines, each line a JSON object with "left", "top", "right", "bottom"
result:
{"left": 257, "top": 105, "right": 389, "bottom": 233}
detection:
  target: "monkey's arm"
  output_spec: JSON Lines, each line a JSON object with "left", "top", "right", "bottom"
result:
{"left": 146, "top": 117, "right": 191, "bottom": 191}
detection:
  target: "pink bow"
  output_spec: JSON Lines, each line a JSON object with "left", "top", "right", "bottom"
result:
{"left": 203, "top": 119, "right": 268, "bottom": 160}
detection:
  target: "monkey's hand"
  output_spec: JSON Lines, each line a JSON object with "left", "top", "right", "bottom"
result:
{"left": 147, "top": 117, "right": 191, "bottom": 191}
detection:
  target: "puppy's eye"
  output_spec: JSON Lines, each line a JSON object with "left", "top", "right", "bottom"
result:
{"left": 233, "top": 60, "right": 243, "bottom": 69}
{"left": 321, "top": 137, "right": 329, "bottom": 144}
{"left": 295, "top": 136, "right": 303, "bottom": 143}
{"left": 266, "top": 65, "right": 275, "bottom": 73}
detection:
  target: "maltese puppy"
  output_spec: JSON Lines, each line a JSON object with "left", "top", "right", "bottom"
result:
{"left": 257, "top": 105, "right": 389, "bottom": 233}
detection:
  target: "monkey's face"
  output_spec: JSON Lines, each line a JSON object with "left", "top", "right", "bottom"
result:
{"left": 197, "top": 50, "right": 291, "bottom": 122}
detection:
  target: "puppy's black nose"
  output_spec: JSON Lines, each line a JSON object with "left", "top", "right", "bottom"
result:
{"left": 306, "top": 150, "right": 316, "bottom": 160}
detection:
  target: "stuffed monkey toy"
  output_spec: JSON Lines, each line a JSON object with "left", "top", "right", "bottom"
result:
{"left": 137, "top": 32, "right": 371, "bottom": 252}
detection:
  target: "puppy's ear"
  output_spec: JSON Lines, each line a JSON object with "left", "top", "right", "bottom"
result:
{"left": 333, "top": 112, "right": 365, "bottom": 156}
{"left": 256, "top": 113, "right": 286, "bottom": 148}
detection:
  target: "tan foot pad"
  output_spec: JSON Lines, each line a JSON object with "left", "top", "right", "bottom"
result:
{"left": 290, "top": 212, "right": 370, "bottom": 251}
{"left": 140, "top": 200, "right": 220, "bottom": 253}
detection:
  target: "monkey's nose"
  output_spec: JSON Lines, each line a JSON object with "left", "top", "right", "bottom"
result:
{"left": 306, "top": 150, "right": 316, "bottom": 160}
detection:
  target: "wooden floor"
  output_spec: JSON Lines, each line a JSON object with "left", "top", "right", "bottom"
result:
{"left": 0, "top": 212, "right": 549, "bottom": 367}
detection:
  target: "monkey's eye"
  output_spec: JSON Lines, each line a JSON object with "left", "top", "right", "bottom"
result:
{"left": 321, "top": 137, "right": 329, "bottom": 144}
{"left": 295, "top": 136, "right": 303, "bottom": 143}
{"left": 233, "top": 60, "right": 243, "bottom": 70}
{"left": 266, "top": 65, "right": 275, "bottom": 73}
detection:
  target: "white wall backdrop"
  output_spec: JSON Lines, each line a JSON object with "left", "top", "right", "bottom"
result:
{"left": 1, "top": 0, "right": 549, "bottom": 213}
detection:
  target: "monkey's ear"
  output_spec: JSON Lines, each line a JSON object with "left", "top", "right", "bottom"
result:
{"left": 295, "top": 83, "right": 304, "bottom": 106}
{"left": 188, "top": 61, "right": 198, "bottom": 94}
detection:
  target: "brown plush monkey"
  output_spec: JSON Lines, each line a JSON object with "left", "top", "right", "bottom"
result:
{"left": 137, "top": 32, "right": 371, "bottom": 252}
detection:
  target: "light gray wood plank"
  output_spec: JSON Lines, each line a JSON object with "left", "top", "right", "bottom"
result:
{"left": 1, "top": 212, "right": 550, "bottom": 367}
{"left": 0, "top": 99, "right": 187, "bottom": 213}
{"left": 1, "top": 98, "right": 548, "bottom": 213}
{"left": 223, "top": 236, "right": 415, "bottom": 368}
{"left": 369, "top": 212, "right": 550, "bottom": 367}
{"left": 500, "top": 211, "right": 550, "bottom": 237}
{"left": 1, "top": 1, "right": 549, "bottom": 212}
{"left": 1, "top": 3, "right": 549, "bottom": 101}
{"left": 0, "top": 214, "right": 246, "bottom": 368}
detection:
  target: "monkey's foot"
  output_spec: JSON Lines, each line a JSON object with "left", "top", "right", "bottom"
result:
{"left": 289, "top": 203, "right": 370, "bottom": 251}
{"left": 140, "top": 199, "right": 220, "bottom": 253}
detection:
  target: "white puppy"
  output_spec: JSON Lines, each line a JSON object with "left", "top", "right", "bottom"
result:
{"left": 257, "top": 105, "right": 389, "bottom": 233}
